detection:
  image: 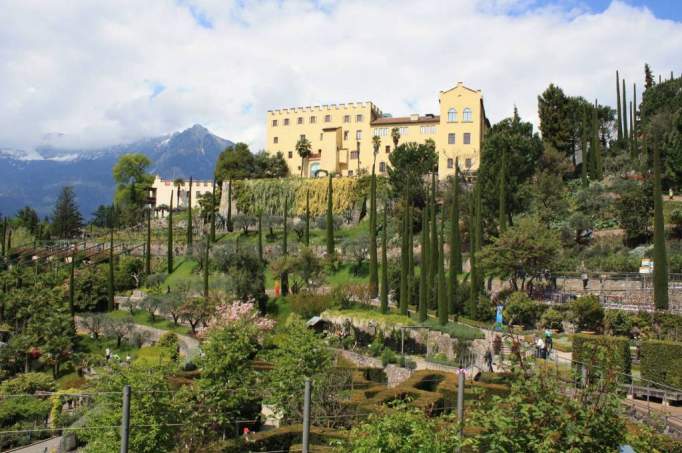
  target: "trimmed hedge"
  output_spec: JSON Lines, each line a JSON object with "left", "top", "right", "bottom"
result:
{"left": 572, "top": 334, "right": 631, "bottom": 379}
{"left": 640, "top": 340, "right": 682, "bottom": 388}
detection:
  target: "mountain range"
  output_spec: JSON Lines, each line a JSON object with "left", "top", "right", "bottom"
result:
{"left": 0, "top": 124, "right": 232, "bottom": 218}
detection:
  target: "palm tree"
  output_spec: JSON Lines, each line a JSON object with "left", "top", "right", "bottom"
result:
{"left": 391, "top": 127, "right": 400, "bottom": 151}
{"left": 372, "top": 135, "right": 381, "bottom": 166}
{"left": 173, "top": 178, "right": 185, "bottom": 207}
{"left": 296, "top": 137, "right": 312, "bottom": 177}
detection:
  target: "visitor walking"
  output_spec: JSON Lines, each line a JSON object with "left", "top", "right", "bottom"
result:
{"left": 544, "top": 329, "right": 553, "bottom": 352}
{"left": 535, "top": 337, "right": 546, "bottom": 359}
{"left": 484, "top": 349, "right": 493, "bottom": 372}
{"left": 581, "top": 271, "right": 589, "bottom": 290}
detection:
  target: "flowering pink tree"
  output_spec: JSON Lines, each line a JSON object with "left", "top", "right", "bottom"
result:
{"left": 198, "top": 300, "right": 275, "bottom": 339}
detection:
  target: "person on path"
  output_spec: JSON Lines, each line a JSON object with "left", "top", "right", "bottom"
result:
{"left": 544, "top": 329, "right": 553, "bottom": 352}
{"left": 484, "top": 349, "right": 494, "bottom": 372}
{"left": 535, "top": 337, "right": 545, "bottom": 359}
{"left": 581, "top": 271, "right": 589, "bottom": 290}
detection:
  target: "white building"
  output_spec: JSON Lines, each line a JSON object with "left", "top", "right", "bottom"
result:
{"left": 150, "top": 175, "right": 214, "bottom": 213}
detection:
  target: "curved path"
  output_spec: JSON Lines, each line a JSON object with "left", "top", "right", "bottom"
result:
{"left": 129, "top": 322, "right": 200, "bottom": 359}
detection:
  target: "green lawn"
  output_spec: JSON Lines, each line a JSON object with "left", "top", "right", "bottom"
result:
{"left": 110, "top": 309, "right": 191, "bottom": 335}
{"left": 164, "top": 257, "right": 199, "bottom": 287}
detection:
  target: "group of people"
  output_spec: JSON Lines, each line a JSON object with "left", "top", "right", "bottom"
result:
{"left": 535, "top": 329, "right": 553, "bottom": 359}
{"left": 105, "top": 347, "right": 131, "bottom": 364}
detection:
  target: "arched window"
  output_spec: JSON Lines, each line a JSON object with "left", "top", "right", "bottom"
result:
{"left": 447, "top": 108, "right": 457, "bottom": 122}
{"left": 463, "top": 108, "right": 472, "bottom": 122}
{"left": 310, "top": 162, "right": 321, "bottom": 177}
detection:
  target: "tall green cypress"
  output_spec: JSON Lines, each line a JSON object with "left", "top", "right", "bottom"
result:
{"left": 69, "top": 247, "right": 76, "bottom": 320}
{"left": 468, "top": 184, "right": 480, "bottom": 314}
{"left": 168, "top": 194, "right": 174, "bottom": 274}
{"left": 622, "top": 79, "right": 628, "bottom": 143}
{"left": 498, "top": 150, "right": 507, "bottom": 234}
{"left": 257, "top": 210, "right": 263, "bottom": 263}
{"left": 449, "top": 169, "right": 461, "bottom": 314}
{"left": 418, "top": 206, "right": 428, "bottom": 322}
{"left": 210, "top": 179, "right": 217, "bottom": 243}
{"left": 591, "top": 101, "right": 602, "bottom": 180}
{"left": 108, "top": 227, "right": 114, "bottom": 312}
{"left": 653, "top": 144, "right": 669, "bottom": 310}
{"left": 227, "top": 179, "right": 233, "bottom": 232}
{"left": 145, "top": 207, "right": 151, "bottom": 275}
{"left": 369, "top": 162, "right": 379, "bottom": 298}
{"left": 1, "top": 217, "right": 6, "bottom": 257}
{"left": 399, "top": 191, "right": 409, "bottom": 316}
{"left": 203, "top": 235, "right": 210, "bottom": 299}
{"left": 616, "top": 70, "right": 623, "bottom": 141}
{"left": 187, "top": 177, "right": 193, "bottom": 247}
{"left": 429, "top": 172, "right": 438, "bottom": 309}
{"left": 632, "top": 83, "right": 638, "bottom": 159}
{"left": 581, "top": 112, "right": 589, "bottom": 187}
{"left": 281, "top": 195, "right": 289, "bottom": 296}
{"left": 304, "top": 189, "right": 310, "bottom": 247}
{"left": 408, "top": 202, "right": 414, "bottom": 307}
{"left": 437, "top": 215, "right": 448, "bottom": 325}
{"left": 380, "top": 201, "right": 389, "bottom": 314}
{"left": 326, "top": 174, "right": 334, "bottom": 257}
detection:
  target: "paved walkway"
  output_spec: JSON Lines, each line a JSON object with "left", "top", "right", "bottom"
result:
{"left": 6, "top": 436, "right": 61, "bottom": 453}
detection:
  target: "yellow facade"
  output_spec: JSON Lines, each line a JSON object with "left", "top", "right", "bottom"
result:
{"left": 265, "top": 82, "right": 487, "bottom": 179}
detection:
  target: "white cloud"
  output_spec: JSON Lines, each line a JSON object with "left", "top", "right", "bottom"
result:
{"left": 0, "top": 0, "right": 680, "bottom": 151}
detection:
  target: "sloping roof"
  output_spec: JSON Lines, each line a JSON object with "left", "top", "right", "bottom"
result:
{"left": 440, "top": 82, "right": 481, "bottom": 95}
{"left": 371, "top": 115, "right": 440, "bottom": 126}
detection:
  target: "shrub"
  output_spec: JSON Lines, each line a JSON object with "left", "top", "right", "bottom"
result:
{"left": 0, "top": 372, "right": 55, "bottom": 395}
{"left": 539, "top": 308, "right": 563, "bottom": 331}
{"left": 671, "top": 209, "right": 682, "bottom": 238}
{"left": 572, "top": 334, "right": 631, "bottom": 380}
{"left": 570, "top": 295, "right": 604, "bottom": 332}
{"left": 158, "top": 332, "right": 180, "bottom": 362}
{"left": 503, "top": 292, "right": 541, "bottom": 329}
{"left": 381, "top": 348, "right": 398, "bottom": 366}
{"left": 604, "top": 310, "right": 633, "bottom": 337}
{"left": 640, "top": 340, "right": 682, "bottom": 388}
{"left": 369, "top": 335, "right": 384, "bottom": 357}
{"left": 288, "top": 293, "right": 333, "bottom": 319}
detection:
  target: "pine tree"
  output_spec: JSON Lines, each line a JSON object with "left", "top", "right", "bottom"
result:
{"left": 210, "top": 179, "right": 217, "bottom": 243}
{"left": 281, "top": 195, "right": 289, "bottom": 296}
{"left": 51, "top": 186, "right": 83, "bottom": 239}
{"left": 622, "top": 79, "right": 628, "bottom": 142}
{"left": 498, "top": 150, "right": 507, "bottom": 234}
{"left": 380, "top": 201, "right": 389, "bottom": 314}
{"left": 187, "top": 177, "right": 193, "bottom": 247}
{"left": 644, "top": 63, "right": 654, "bottom": 89}
{"left": 226, "top": 179, "right": 233, "bottom": 232}
{"left": 449, "top": 169, "right": 461, "bottom": 314}
{"left": 108, "top": 227, "right": 114, "bottom": 312}
{"left": 257, "top": 210, "right": 263, "bottom": 263}
{"left": 399, "top": 191, "right": 409, "bottom": 316}
{"left": 326, "top": 174, "right": 334, "bottom": 257}
{"left": 653, "top": 144, "right": 669, "bottom": 310}
{"left": 437, "top": 215, "right": 448, "bottom": 325}
{"left": 145, "top": 207, "right": 151, "bottom": 275}
{"left": 418, "top": 206, "right": 428, "bottom": 322}
{"left": 429, "top": 172, "right": 438, "bottom": 309}
{"left": 167, "top": 194, "right": 174, "bottom": 274}
{"left": 369, "top": 161, "right": 379, "bottom": 298}
{"left": 616, "top": 70, "right": 623, "bottom": 141}
{"left": 304, "top": 189, "right": 310, "bottom": 247}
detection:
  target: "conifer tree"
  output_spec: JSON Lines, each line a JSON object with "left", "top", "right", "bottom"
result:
{"left": 437, "top": 215, "right": 448, "bottom": 325}
{"left": 653, "top": 144, "right": 669, "bottom": 310}
{"left": 69, "top": 247, "right": 76, "bottom": 319}
{"left": 399, "top": 191, "right": 409, "bottom": 315}
{"left": 581, "top": 113, "right": 589, "bottom": 187}
{"left": 304, "top": 189, "right": 310, "bottom": 247}
{"left": 632, "top": 83, "right": 638, "bottom": 159}
{"left": 408, "top": 202, "right": 414, "bottom": 307}
{"left": 281, "top": 195, "right": 289, "bottom": 296}
{"left": 203, "top": 234, "right": 210, "bottom": 299}
{"left": 187, "top": 177, "right": 193, "bottom": 247}
{"left": 622, "top": 79, "right": 628, "bottom": 142}
{"left": 629, "top": 100, "right": 635, "bottom": 157}
{"left": 380, "top": 201, "right": 389, "bottom": 314}
{"left": 616, "top": 70, "right": 623, "bottom": 141}
{"left": 449, "top": 168, "right": 461, "bottom": 314}
{"left": 145, "top": 207, "right": 151, "bottom": 275}
{"left": 591, "top": 101, "right": 602, "bottom": 180}
{"left": 418, "top": 206, "right": 428, "bottom": 322}
{"left": 369, "top": 160, "right": 379, "bottom": 298}
{"left": 108, "top": 226, "right": 114, "bottom": 312}
{"left": 167, "top": 194, "right": 174, "bottom": 274}
{"left": 498, "top": 150, "right": 507, "bottom": 234}
{"left": 258, "top": 210, "right": 263, "bottom": 263}
{"left": 468, "top": 183, "right": 481, "bottom": 314}
{"left": 326, "top": 174, "right": 334, "bottom": 257}
{"left": 429, "top": 172, "right": 438, "bottom": 309}
{"left": 1, "top": 217, "right": 6, "bottom": 257}
{"left": 210, "top": 179, "right": 217, "bottom": 242}
{"left": 226, "top": 179, "right": 233, "bottom": 232}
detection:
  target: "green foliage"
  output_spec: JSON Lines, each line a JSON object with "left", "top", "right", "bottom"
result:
{"left": 640, "top": 340, "right": 682, "bottom": 388}
{"left": 158, "top": 332, "right": 180, "bottom": 361}
{"left": 539, "top": 308, "right": 563, "bottom": 330}
{"left": 572, "top": 334, "right": 631, "bottom": 378}
{"left": 387, "top": 141, "right": 437, "bottom": 203}
{"left": 50, "top": 186, "right": 83, "bottom": 238}
{"left": 215, "top": 143, "right": 288, "bottom": 181}
{"left": 615, "top": 180, "right": 653, "bottom": 246}
{"left": 653, "top": 143, "right": 669, "bottom": 310}
{"left": 570, "top": 295, "right": 604, "bottom": 332}
{"left": 503, "top": 292, "right": 542, "bottom": 329}
{"left": 0, "top": 372, "right": 55, "bottom": 395}
{"left": 112, "top": 153, "right": 153, "bottom": 225}
{"left": 288, "top": 293, "right": 333, "bottom": 319}
{"left": 604, "top": 310, "right": 633, "bottom": 337}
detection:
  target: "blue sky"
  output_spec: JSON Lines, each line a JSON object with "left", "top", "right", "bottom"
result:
{"left": 515, "top": 0, "right": 681, "bottom": 21}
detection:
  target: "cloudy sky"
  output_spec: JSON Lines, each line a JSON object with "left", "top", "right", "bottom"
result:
{"left": 1, "top": 0, "right": 681, "bottom": 152}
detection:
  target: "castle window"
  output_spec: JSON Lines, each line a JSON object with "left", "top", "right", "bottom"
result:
{"left": 465, "top": 158, "right": 472, "bottom": 168}
{"left": 348, "top": 170, "right": 354, "bottom": 176}
{"left": 343, "top": 131, "right": 349, "bottom": 140}
{"left": 324, "top": 114, "right": 331, "bottom": 122}
{"left": 447, "top": 158, "right": 454, "bottom": 168}
{"left": 447, "top": 108, "right": 457, "bottom": 122}
{"left": 356, "top": 130, "right": 362, "bottom": 140}
{"left": 463, "top": 108, "right": 472, "bottom": 122}
{"left": 300, "top": 134, "right": 306, "bottom": 140}
{"left": 310, "top": 115, "right": 316, "bottom": 124}
{"left": 273, "top": 136, "right": 278, "bottom": 144}
{"left": 373, "top": 127, "right": 388, "bottom": 137}
{"left": 448, "top": 133, "right": 456, "bottom": 144}
{"left": 399, "top": 126, "right": 408, "bottom": 136}
{"left": 344, "top": 115, "right": 350, "bottom": 123}
{"left": 379, "top": 162, "right": 386, "bottom": 172}
{"left": 463, "top": 132, "right": 471, "bottom": 144}
{"left": 284, "top": 118, "right": 290, "bottom": 126}
{"left": 350, "top": 150, "right": 359, "bottom": 159}
{"left": 288, "top": 151, "right": 293, "bottom": 159}
{"left": 297, "top": 117, "right": 303, "bottom": 124}
{"left": 320, "top": 133, "right": 323, "bottom": 140}
{"left": 272, "top": 119, "right": 278, "bottom": 127}
{"left": 356, "top": 114, "right": 363, "bottom": 122}
{"left": 420, "top": 125, "right": 437, "bottom": 134}
{"left": 385, "top": 145, "right": 390, "bottom": 154}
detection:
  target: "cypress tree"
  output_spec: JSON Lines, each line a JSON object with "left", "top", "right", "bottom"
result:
{"left": 468, "top": 184, "right": 480, "bottom": 314}
{"left": 653, "top": 144, "right": 669, "bottom": 310}
{"left": 369, "top": 162, "right": 378, "bottom": 298}
{"left": 304, "top": 189, "right": 310, "bottom": 247}
{"left": 622, "top": 79, "right": 628, "bottom": 142}
{"left": 203, "top": 235, "right": 210, "bottom": 299}
{"left": 210, "top": 179, "right": 217, "bottom": 243}
{"left": 429, "top": 172, "right": 438, "bottom": 309}
{"left": 69, "top": 247, "right": 76, "bottom": 320}
{"left": 581, "top": 112, "right": 589, "bottom": 187}
{"left": 437, "top": 215, "right": 447, "bottom": 325}
{"left": 591, "top": 101, "right": 602, "bottom": 180}
{"left": 145, "top": 207, "right": 151, "bottom": 275}
{"left": 187, "top": 177, "right": 193, "bottom": 247}
{"left": 6, "top": 229, "right": 11, "bottom": 253}
{"left": 1, "top": 217, "right": 6, "bottom": 257}
{"left": 629, "top": 100, "right": 635, "bottom": 158}
{"left": 408, "top": 202, "right": 415, "bottom": 306}
{"left": 632, "top": 83, "right": 638, "bottom": 159}
{"left": 616, "top": 70, "right": 623, "bottom": 141}
{"left": 380, "top": 201, "right": 389, "bottom": 314}
{"left": 326, "top": 174, "right": 334, "bottom": 257}
{"left": 168, "top": 194, "right": 174, "bottom": 274}
{"left": 498, "top": 150, "right": 507, "bottom": 234}
{"left": 108, "top": 226, "right": 114, "bottom": 312}
{"left": 281, "top": 195, "right": 289, "bottom": 296}
{"left": 227, "top": 179, "right": 233, "bottom": 232}
{"left": 399, "top": 191, "right": 409, "bottom": 315}
{"left": 418, "top": 206, "right": 428, "bottom": 322}
{"left": 257, "top": 210, "right": 263, "bottom": 263}
{"left": 449, "top": 168, "right": 461, "bottom": 314}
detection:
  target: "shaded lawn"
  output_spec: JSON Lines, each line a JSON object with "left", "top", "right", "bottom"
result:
{"left": 109, "top": 309, "right": 191, "bottom": 335}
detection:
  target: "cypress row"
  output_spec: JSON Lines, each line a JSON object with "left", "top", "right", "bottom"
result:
{"left": 369, "top": 161, "right": 378, "bottom": 298}
{"left": 168, "top": 194, "right": 174, "bottom": 274}
{"left": 498, "top": 150, "right": 507, "bottom": 234}
{"left": 418, "top": 206, "right": 428, "bottom": 322}
{"left": 187, "top": 177, "right": 193, "bottom": 247}
{"left": 145, "top": 207, "right": 151, "bottom": 275}
{"left": 616, "top": 70, "right": 622, "bottom": 141}
{"left": 326, "top": 174, "right": 334, "bottom": 257}
{"left": 653, "top": 144, "right": 669, "bottom": 310}
{"left": 399, "top": 191, "right": 409, "bottom": 315}
{"left": 281, "top": 195, "right": 289, "bottom": 297}
{"left": 227, "top": 179, "right": 233, "bottom": 232}
{"left": 304, "top": 189, "right": 310, "bottom": 247}
{"left": 449, "top": 168, "right": 461, "bottom": 314}
{"left": 380, "top": 200, "right": 389, "bottom": 314}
